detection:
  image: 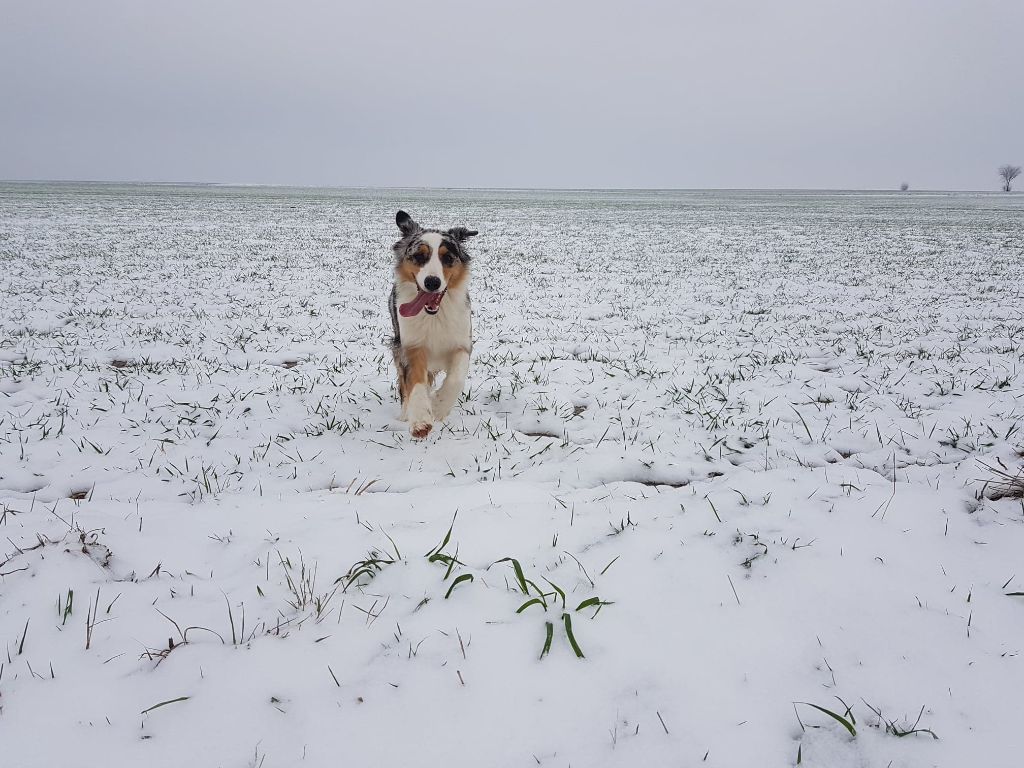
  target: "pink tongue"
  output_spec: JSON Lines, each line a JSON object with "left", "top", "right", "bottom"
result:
{"left": 399, "top": 291, "right": 443, "bottom": 317}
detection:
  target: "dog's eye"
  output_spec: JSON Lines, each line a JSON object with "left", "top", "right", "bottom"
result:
{"left": 410, "top": 243, "right": 431, "bottom": 265}
{"left": 439, "top": 243, "right": 457, "bottom": 267}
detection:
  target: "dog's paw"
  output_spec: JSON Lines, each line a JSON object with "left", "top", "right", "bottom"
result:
{"left": 410, "top": 421, "right": 433, "bottom": 439}
{"left": 430, "top": 397, "right": 452, "bottom": 421}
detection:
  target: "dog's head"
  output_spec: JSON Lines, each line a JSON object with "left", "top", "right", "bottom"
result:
{"left": 392, "top": 210, "right": 478, "bottom": 316}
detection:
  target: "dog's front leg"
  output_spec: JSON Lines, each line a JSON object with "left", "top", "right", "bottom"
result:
{"left": 432, "top": 348, "right": 470, "bottom": 422}
{"left": 403, "top": 346, "right": 433, "bottom": 439}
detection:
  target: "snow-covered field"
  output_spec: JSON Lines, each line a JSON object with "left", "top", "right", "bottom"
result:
{"left": 2, "top": 182, "right": 1023, "bottom": 767}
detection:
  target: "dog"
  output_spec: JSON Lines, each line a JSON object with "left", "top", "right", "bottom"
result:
{"left": 389, "top": 210, "right": 479, "bottom": 439}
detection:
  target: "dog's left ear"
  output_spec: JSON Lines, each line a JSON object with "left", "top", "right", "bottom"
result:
{"left": 446, "top": 227, "right": 479, "bottom": 243}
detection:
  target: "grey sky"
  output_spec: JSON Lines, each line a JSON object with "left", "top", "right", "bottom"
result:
{"left": 1, "top": 0, "right": 1021, "bottom": 190}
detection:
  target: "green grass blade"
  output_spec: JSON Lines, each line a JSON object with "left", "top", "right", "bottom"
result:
{"left": 425, "top": 516, "right": 456, "bottom": 558}
{"left": 542, "top": 578, "right": 566, "bottom": 609}
{"left": 443, "top": 546, "right": 459, "bottom": 580}
{"left": 540, "top": 621, "right": 554, "bottom": 659}
{"left": 140, "top": 696, "right": 191, "bottom": 715}
{"left": 835, "top": 695, "right": 856, "bottom": 726}
{"left": 381, "top": 530, "right": 402, "bottom": 561}
{"left": 797, "top": 702, "right": 857, "bottom": 738}
{"left": 444, "top": 573, "right": 473, "bottom": 599}
{"left": 517, "top": 597, "right": 546, "bottom": 613}
{"left": 495, "top": 557, "right": 529, "bottom": 594}
{"left": 562, "top": 612, "right": 585, "bottom": 658}
{"left": 575, "top": 596, "right": 608, "bottom": 612}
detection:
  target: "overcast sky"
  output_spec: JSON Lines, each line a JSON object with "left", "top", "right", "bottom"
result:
{"left": 1, "top": 0, "right": 1021, "bottom": 190}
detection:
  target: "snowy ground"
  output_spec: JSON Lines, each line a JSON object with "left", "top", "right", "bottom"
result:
{"left": 2, "top": 183, "right": 1023, "bottom": 767}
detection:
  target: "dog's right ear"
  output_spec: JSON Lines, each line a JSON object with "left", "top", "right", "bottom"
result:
{"left": 396, "top": 210, "right": 421, "bottom": 237}
{"left": 446, "top": 227, "right": 479, "bottom": 243}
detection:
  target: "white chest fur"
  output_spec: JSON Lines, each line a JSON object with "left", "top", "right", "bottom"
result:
{"left": 396, "top": 282, "right": 472, "bottom": 372}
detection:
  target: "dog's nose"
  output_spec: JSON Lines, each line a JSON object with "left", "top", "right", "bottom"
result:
{"left": 423, "top": 276, "right": 442, "bottom": 292}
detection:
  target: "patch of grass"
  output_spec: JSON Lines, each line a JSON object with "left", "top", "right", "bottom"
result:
{"left": 862, "top": 700, "right": 939, "bottom": 740}
{"left": 796, "top": 696, "right": 939, "bottom": 745}
{"left": 278, "top": 551, "right": 339, "bottom": 620}
{"left": 977, "top": 457, "right": 1024, "bottom": 500}
{"left": 338, "top": 550, "right": 395, "bottom": 592}
{"left": 496, "top": 556, "right": 611, "bottom": 659}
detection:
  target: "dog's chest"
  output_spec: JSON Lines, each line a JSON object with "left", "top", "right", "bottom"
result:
{"left": 397, "top": 286, "right": 472, "bottom": 371}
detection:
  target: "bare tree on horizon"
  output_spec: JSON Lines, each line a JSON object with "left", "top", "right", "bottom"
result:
{"left": 999, "top": 164, "right": 1021, "bottom": 192}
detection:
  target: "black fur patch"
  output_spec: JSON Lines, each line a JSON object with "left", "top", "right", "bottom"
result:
{"left": 446, "top": 227, "right": 479, "bottom": 243}
{"left": 388, "top": 284, "right": 401, "bottom": 349}
{"left": 396, "top": 210, "right": 421, "bottom": 237}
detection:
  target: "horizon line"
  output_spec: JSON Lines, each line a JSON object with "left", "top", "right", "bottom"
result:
{"left": 0, "top": 178, "right": 1017, "bottom": 195}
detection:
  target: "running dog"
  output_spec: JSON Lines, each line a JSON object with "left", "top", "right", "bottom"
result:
{"left": 389, "top": 210, "right": 478, "bottom": 439}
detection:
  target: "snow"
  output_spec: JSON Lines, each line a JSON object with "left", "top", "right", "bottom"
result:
{"left": 2, "top": 183, "right": 1023, "bottom": 767}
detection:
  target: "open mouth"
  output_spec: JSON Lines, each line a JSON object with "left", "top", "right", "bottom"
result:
{"left": 398, "top": 289, "right": 446, "bottom": 318}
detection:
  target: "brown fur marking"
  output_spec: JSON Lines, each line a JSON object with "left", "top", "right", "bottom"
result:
{"left": 397, "top": 259, "right": 419, "bottom": 286}
{"left": 443, "top": 259, "right": 469, "bottom": 291}
{"left": 400, "top": 346, "right": 430, "bottom": 402}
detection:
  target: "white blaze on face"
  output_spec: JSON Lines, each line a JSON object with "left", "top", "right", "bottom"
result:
{"left": 417, "top": 232, "right": 446, "bottom": 292}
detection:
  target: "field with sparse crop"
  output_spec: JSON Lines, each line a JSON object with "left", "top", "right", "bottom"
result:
{"left": 2, "top": 183, "right": 1023, "bottom": 767}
